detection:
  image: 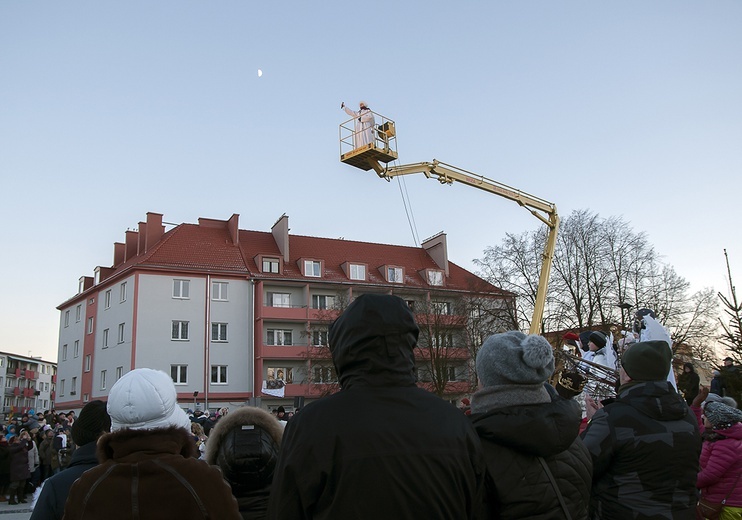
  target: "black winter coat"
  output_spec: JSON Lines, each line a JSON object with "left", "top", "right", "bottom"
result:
{"left": 267, "top": 294, "right": 487, "bottom": 520}
{"left": 470, "top": 388, "right": 592, "bottom": 520}
{"left": 30, "top": 441, "right": 98, "bottom": 520}
{"left": 581, "top": 381, "right": 701, "bottom": 519}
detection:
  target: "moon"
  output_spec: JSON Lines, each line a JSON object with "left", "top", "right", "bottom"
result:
{"left": 257, "top": 69, "right": 263, "bottom": 77}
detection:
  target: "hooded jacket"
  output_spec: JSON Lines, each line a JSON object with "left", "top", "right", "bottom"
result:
{"left": 470, "top": 386, "right": 592, "bottom": 520}
{"left": 267, "top": 294, "right": 487, "bottom": 520}
{"left": 581, "top": 381, "right": 701, "bottom": 519}
{"left": 697, "top": 423, "right": 742, "bottom": 507}
{"left": 62, "top": 426, "right": 241, "bottom": 520}
{"left": 206, "top": 406, "right": 283, "bottom": 520}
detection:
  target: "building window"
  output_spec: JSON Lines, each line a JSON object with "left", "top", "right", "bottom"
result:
{"left": 387, "top": 267, "right": 404, "bottom": 283}
{"left": 433, "top": 332, "right": 454, "bottom": 349}
{"left": 118, "top": 323, "right": 125, "bottom": 344}
{"left": 88, "top": 298, "right": 95, "bottom": 305}
{"left": 64, "top": 310, "right": 70, "bottom": 328}
{"left": 267, "top": 329, "right": 292, "bottom": 346}
{"left": 173, "top": 279, "right": 190, "bottom": 299}
{"left": 120, "top": 282, "right": 127, "bottom": 303}
{"left": 211, "top": 323, "right": 228, "bottom": 342}
{"left": 427, "top": 270, "right": 444, "bottom": 286}
{"left": 84, "top": 355, "right": 91, "bottom": 372}
{"left": 103, "top": 329, "right": 109, "bottom": 348}
{"left": 312, "top": 366, "right": 336, "bottom": 384}
{"left": 262, "top": 258, "right": 279, "bottom": 273}
{"left": 87, "top": 317, "right": 94, "bottom": 334}
{"left": 74, "top": 340, "right": 80, "bottom": 358}
{"left": 266, "top": 367, "right": 293, "bottom": 384}
{"left": 83, "top": 393, "right": 89, "bottom": 403}
{"left": 62, "top": 344, "right": 68, "bottom": 361}
{"left": 349, "top": 264, "right": 366, "bottom": 281}
{"left": 171, "top": 365, "right": 187, "bottom": 384}
{"left": 311, "top": 295, "right": 335, "bottom": 310}
{"left": 447, "top": 366, "right": 459, "bottom": 382}
{"left": 105, "top": 290, "right": 111, "bottom": 309}
{"left": 76, "top": 305, "right": 82, "bottom": 322}
{"left": 267, "top": 292, "right": 291, "bottom": 308}
{"left": 100, "top": 370, "right": 107, "bottom": 390}
{"left": 304, "top": 260, "right": 321, "bottom": 277}
{"left": 172, "top": 321, "right": 189, "bottom": 340}
{"left": 432, "top": 301, "right": 452, "bottom": 315}
{"left": 212, "top": 281, "right": 228, "bottom": 301}
{"left": 116, "top": 366, "right": 123, "bottom": 381}
{"left": 211, "top": 365, "right": 227, "bottom": 384}
{"left": 71, "top": 377, "right": 77, "bottom": 395}
{"left": 312, "top": 329, "right": 328, "bottom": 346}
{"left": 60, "top": 379, "right": 65, "bottom": 396}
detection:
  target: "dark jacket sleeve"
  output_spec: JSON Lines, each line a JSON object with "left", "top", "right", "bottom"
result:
{"left": 30, "top": 479, "right": 63, "bottom": 520}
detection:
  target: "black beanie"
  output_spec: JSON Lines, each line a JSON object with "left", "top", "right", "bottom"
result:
{"left": 71, "top": 400, "right": 111, "bottom": 446}
{"left": 589, "top": 331, "right": 607, "bottom": 349}
{"left": 621, "top": 340, "right": 672, "bottom": 382}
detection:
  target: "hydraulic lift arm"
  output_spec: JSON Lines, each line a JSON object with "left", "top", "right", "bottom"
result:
{"left": 380, "top": 160, "right": 559, "bottom": 335}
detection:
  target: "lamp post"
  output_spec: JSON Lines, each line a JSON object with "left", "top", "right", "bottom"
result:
{"left": 193, "top": 391, "right": 199, "bottom": 410}
{"left": 617, "top": 302, "right": 632, "bottom": 338}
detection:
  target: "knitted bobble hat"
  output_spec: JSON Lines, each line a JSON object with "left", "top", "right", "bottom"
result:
{"left": 476, "top": 331, "right": 555, "bottom": 387}
{"left": 704, "top": 401, "right": 742, "bottom": 430}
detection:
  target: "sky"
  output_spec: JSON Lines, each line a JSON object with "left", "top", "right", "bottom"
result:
{"left": 1, "top": 1, "right": 741, "bottom": 362}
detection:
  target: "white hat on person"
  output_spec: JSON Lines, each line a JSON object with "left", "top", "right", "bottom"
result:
{"left": 107, "top": 368, "right": 191, "bottom": 432}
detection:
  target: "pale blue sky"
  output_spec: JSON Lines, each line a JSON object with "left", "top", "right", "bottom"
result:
{"left": 2, "top": 1, "right": 741, "bottom": 361}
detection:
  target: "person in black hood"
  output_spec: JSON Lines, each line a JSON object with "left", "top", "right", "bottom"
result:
{"left": 267, "top": 294, "right": 487, "bottom": 520}
{"left": 469, "top": 331, "right": 592, "bottom": 520}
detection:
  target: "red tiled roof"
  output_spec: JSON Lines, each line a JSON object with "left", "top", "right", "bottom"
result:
{"left": 59, "top": 217, "right": 509, "bottom": 308}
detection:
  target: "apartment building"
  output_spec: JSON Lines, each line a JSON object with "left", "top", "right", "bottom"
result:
{"left": 55, "top": 212, "right": 513, "bottom": 413}
{"left": 0, "top": 352, "right": 56, "bottom": 416}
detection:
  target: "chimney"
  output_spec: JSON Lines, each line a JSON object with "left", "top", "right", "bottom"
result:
{"left": 125, "top": 230, "right": 139, "bottom": 261}
{"left": 422, "top": 232, "right": 449, "bottom": 276}
{"left": 271, "top": 214, "right": 289, "bottom": 262}
{"left": 113, "top": 242, "right": 125, "bottom": 267}
{"left": 137, "top": 221, "right": 147, "bottom": 254}
{"left": 145, "top": 212, "right": 164, "bottom": 251}
{"left": 227, "top": 214, "right": 239, "bottom": 246}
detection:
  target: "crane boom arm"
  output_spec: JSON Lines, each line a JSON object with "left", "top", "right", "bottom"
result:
{"left": 382, "top": 159, "right": 559, "bottom": 335}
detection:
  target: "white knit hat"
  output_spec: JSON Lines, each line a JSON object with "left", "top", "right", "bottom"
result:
{"left": 107, "top": 368, "right": 191, "bottom": 432}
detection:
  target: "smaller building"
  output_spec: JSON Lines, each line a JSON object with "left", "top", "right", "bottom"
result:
{"left": 0, "top": 352, "right": 56, "bottom": 418}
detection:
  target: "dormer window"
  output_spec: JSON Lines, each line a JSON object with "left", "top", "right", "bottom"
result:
{"left": 387, "top": 266, "right": 404, "bottom": 283}
{"left": 349, "top": 263, "right": 366, "bottom": 281}
{"left": 427, "top": 270, "right": 444, "bottom": 286}
{"left": 304, "top": 260, "right": 322, "bottom": 277}
{"left": 262, "top": 257, "right": 280, "bottom": 274}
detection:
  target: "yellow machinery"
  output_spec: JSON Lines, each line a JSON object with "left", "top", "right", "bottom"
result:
{"left": 340, "top": 115, "right": 559, "bottom": 335}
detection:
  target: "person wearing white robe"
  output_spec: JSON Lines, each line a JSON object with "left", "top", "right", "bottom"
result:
{"left": 342, "top": 100, "right": 375, "bottom": 149}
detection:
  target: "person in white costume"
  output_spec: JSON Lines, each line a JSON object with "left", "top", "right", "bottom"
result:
{"left": 342, "top": 100, "right": 375, "bottom": 149}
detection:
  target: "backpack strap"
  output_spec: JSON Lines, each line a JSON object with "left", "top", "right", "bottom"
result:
{"left": 538, "top": 456, "right": 573, "bottom": 520}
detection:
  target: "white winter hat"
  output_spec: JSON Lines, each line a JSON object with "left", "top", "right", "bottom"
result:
{"left": 107, "top": 368, "right": 191, "bottom": 432}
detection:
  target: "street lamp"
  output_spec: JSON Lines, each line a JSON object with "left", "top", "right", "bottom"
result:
{"left": 193, "top": 391, "right": 199, "bottom": 410}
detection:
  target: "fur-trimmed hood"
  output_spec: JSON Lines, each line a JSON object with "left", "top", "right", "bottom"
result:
{"left": 205, "top": 406, "right": 282, "bottom": 465}
{"left": 97, "top": 426, "right": 196, "bottom": 462}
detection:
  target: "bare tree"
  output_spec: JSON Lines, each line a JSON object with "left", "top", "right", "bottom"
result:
{"left": 475, "top": 209, "right": 719, "bottom": 357}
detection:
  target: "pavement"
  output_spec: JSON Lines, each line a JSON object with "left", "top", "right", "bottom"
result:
{"left": 0, "top": 500, "right": 32, "bottom": 519}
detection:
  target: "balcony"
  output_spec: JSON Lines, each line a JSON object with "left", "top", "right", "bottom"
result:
{"left": 262, "top": 345, "right": 309, "bottom": 359}
{"left": 22, "top": 388, "right": 35, "bottom": 398}
{"left": 12, "top": 387, "right": 20, "bottom": 396}
{"left": 24, "top": 370, "right": 36, "bottom": 380}
{"left": 261, "top": 304, "right": 307, "bottom": 320}
{"left": 52, "top": 375, "right": 57, "bottom": 383}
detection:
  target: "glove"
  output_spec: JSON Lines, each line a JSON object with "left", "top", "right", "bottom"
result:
{"left": 692, "top": 386, "right": 709, "bottom": 409}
